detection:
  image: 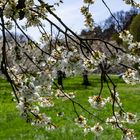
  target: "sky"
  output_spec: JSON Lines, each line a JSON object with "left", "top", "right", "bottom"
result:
{"left": 27, "top": 0, "right": 132, "bottom": 40}
{"left": 51, "top": 0, "right": 132, "bottom": 32}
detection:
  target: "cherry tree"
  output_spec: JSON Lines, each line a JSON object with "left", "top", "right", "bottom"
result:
{"left": 0, "top": 0, "right": 140, "bottom": 139}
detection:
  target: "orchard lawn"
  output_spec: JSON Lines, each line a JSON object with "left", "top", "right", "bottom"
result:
{"left": 0, "top": 75, "right": 140, "bottom": 140}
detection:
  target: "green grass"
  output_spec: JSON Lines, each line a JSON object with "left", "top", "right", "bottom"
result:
{"left": 0, "top": 75, "right": 140, "bottom": 140}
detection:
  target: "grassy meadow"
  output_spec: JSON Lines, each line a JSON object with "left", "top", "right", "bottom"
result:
{"left": 0, "top": 75, "right": 140, "bottom": 140}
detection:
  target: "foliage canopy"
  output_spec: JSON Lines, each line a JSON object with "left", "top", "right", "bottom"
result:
{"left": 130, "top": 14, "right": 140, "bottom": 42}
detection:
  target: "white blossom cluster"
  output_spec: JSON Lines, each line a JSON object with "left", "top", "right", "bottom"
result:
{"left": 122, "top": 128, "right": 137, "bottom": 140}
{"left": 88, "top": 91, "right": 122, "bottom": 109}
{"left": 119, "top": 30, "right": 140, "bottom": 84}
{"left": 122, "top": 69, "right": 140, "bottom": 85}
{"left": 106, "top": 112, "right": 137, "bottom": 128}
{"left": 106, "top": 91, "right": 122, "bottom": 107}
{"left": 6, "top": 41, "right": 81, "bottom": 130}
{"left": 81, "top": 0, "right": 95, "bottom": 29}
{"left": 75, "top": 115, "right": 87, "bottom": 128}
{"left": 9, "top": 68, "right": 55, "bottom": 129}
{"left": 83, "top": 50, "right": 106, "bottom": 71}
{"left": 123, "top": 0, "right": 140, "bottom": 8}
{"left": 119, "top": 30, "right": 140, "bottom": 52}
{"left": 90, "top": 123, "right": 104, "bottom": 136}
{"left": 75, "top": 115, "right": 104, "bottom": 136}
{"left": 88, "top": 95, "right": 106, "bottom": 109}
{"left": 55, "top": 89, "right": 75, "bottom": 100}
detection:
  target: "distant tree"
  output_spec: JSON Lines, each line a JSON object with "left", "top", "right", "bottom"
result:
{"left": 130, "top": 14, "right": 140, "bottom": 42}
{"left": 82, "top": 69, "right": 90, "bottom": 88}
{"left": 102, "top": 8, "right": 139, "bottom": 44}
{"left": 103, "top": 8, "right": 139, "bottom": 32}
{"left": 80, "top": 26, "right": 103, "bottom": 41}
{"left": 57, "top": 70, "right": 64, "bottom": 89}
{"left": 0, "top": 32, "right": 27, "bottom": 44}
{"left": 80, "top": 8, "right": 139, "bottom": 41}
{"left": 93, "top": 26, "right": 103, "bottom": 38}
{"left": 102, "top": 24, "right": 117, "bottom": 39}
